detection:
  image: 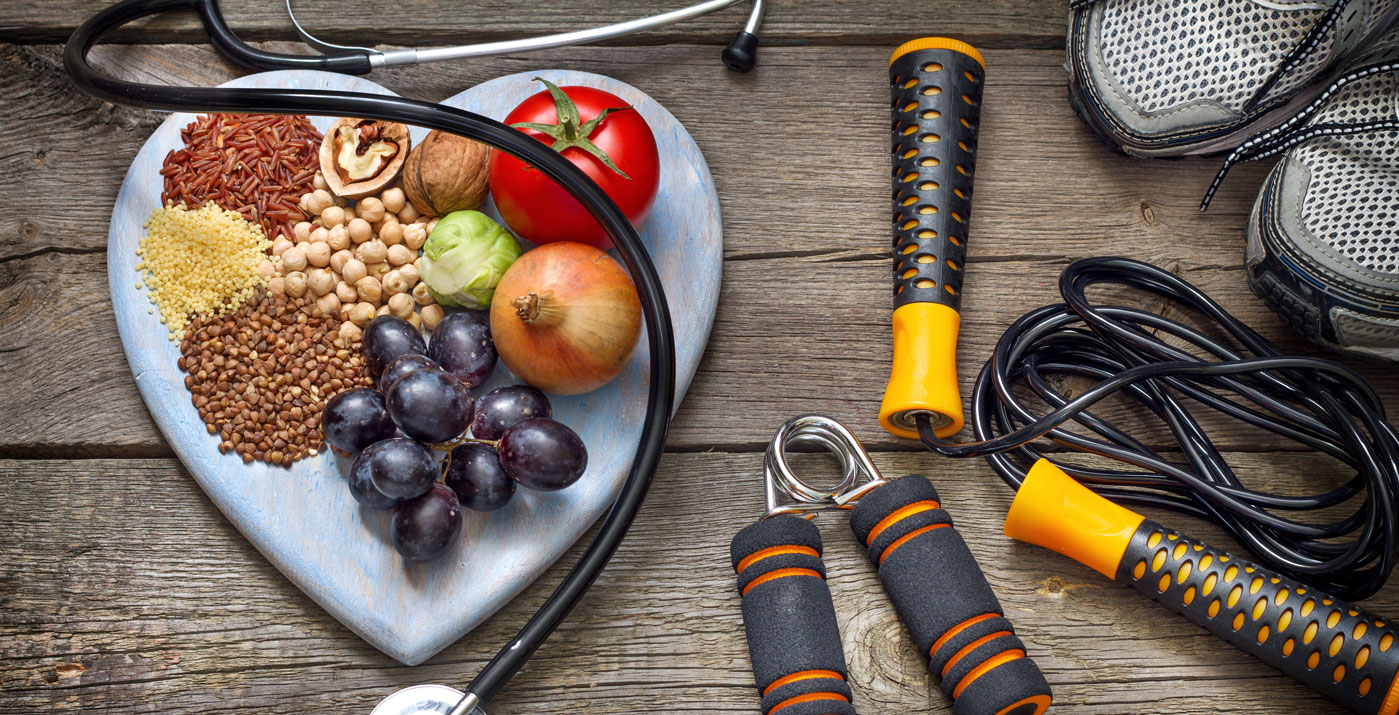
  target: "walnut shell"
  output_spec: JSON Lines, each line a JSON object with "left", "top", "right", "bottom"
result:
{"left": 401, "top": 130, "right": 492, "bottom": 218}
{"left": 319, "top": 118, "right": 411, "bottom": 200}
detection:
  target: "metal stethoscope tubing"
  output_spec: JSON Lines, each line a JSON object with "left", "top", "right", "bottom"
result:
{"left": 64, "top": 0, "right": 678, "bottom": 712}
{"left": 287, "top": 0, "right": 767, "bottom": 72}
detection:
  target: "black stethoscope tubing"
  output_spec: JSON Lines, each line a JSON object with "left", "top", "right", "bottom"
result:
{"left": 66, "top": 0, "right": 677, "bottom": 707}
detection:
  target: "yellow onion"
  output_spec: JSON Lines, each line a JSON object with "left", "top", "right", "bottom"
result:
{"left": 490, "top": 242, "right": 641, "bottom": 395}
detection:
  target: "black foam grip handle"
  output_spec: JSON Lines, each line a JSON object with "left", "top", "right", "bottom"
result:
{"left": 732, "top": 516, "right": 857, "bottom": 715}
{"left": 889, "top": 46, "right": 984, "bottom": 312}
{"left": 1120, "top": 520, "right": 1399, "bottom": 714}
{"left": 851, "top": 477, "right": 1052, "bottom": 715}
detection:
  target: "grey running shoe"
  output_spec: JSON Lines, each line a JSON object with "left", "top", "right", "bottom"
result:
{"left": 1068, "top": 0, "right": 1399, "bottom": 157}
{"left": 1211, "top": 37, "right": 1399, "bottom": 360}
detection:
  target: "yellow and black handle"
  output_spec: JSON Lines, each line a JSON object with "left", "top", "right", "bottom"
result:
{"left": 1006, "top": 460, "right": 1399, "bottom": 715}
{"left": 850, "top": 476, "right": 1052, "bottom": 715}
{"left": 880, "top": 38, "right": 985, "bottom": 440}
{"left": 731, "top": 516, "right": 857, "bottom": 715}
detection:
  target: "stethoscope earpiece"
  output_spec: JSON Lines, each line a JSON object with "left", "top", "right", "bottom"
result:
{"left": 285, "top": 0, "right": 766, "bottom": 73}
{"left": 723, "top": 0, "right": 764, "bottom": 72}
{"left": 723, "top": 31, "right": 759, "bottom": 73}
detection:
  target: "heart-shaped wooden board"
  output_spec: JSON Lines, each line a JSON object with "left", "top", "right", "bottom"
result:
{"left": 107, "top": 70, "right": 721, "bottom": 665}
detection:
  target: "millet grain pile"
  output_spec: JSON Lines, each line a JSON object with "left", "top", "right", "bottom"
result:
{"left": 180, "top": 290, "right": 373, "bottom": 467}
{"left": 137, "top": 203, "right": 271, "bottom": 340}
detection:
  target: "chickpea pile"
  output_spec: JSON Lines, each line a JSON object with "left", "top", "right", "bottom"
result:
{"left": 262, "top": 175, "right": 448, "bottom": 343}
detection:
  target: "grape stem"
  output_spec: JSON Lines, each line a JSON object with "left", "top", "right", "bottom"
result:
{"left": 434, "top": 435, "right": 501, "bottom": 451}
{"left": 434, "top": 436, "right": 501, "bottom": 483}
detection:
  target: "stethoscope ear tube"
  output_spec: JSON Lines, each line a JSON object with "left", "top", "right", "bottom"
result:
{"left": 64, "top": 0, "right": 676, "bottom": 708}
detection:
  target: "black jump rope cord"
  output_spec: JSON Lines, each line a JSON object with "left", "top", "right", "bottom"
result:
{"left": 918, "top": 257, "right": 1399, "bottom": 601}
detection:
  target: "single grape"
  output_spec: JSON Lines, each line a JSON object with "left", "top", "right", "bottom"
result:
{"left": 444, "top": 442, "right": 516, "bottom": 511}
{"left": 392, "top": 484, "right": 462, "bottom": 563}
{"left": 380, "top": 353, "right": 439, "bottom": 392}
{"left": 427, "top": 312, "right": 498, "bottom": 388}
{"left": 347, "top": 446, "right": 402, "bottom": 510}
{"left": 386, "top": 368, "right": 474, "bottom": 443}
{"left": 498, "top": 418, "right": 588, "bottom": 491}
{"left": 470, "top": 385, "right": 552, "bottom": 441}
{"left": 363, "top": 315, "right": 427, "bottom": 376}
{"left": 321, "top": 388, "right": 396, "bottom": 453}
{"left": 362, "top": 438, "right": 439, "bottom": 501}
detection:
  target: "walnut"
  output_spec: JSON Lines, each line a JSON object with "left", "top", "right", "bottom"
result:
{"left": 318, "top": 118, "right": 411, "bottom": 199}
{"left": 401, "top": 130, "right": 492, "bottom": 217}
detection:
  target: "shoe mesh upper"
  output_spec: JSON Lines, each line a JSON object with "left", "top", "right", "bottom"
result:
{"left": 1293, "top": 70, "right": 1399, "bottom": 274}
{"left": 1099, "top": 0, "right": 1337, "bottom": 114}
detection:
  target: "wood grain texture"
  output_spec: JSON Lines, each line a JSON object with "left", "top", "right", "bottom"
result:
{"left": 8, "top": 0, "right": 1399, "bottom": 708}
{"left": 0, "top": 452, "right": 1384, "bottom": 714}
{"left": 0, "top": 0, "right": 1067, "bottom": 46}
{"left": 1, "top": 43, "right": 1392, "bottom": 455}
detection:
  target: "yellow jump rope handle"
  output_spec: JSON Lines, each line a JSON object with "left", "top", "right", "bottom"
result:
{"left": 1006, "top": 460, "right": 1399, "bottom": 715}
{"left": 880, "top": 38, "right": 985, "bottom": 440}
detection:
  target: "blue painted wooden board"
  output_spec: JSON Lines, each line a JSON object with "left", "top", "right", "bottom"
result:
{"left": 107, "top": 70, "right": 722, "bottom": 665}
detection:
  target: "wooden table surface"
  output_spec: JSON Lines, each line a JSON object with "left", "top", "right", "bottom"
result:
{"left": 4, "top": 2, "right": 1398, "bottom": 713}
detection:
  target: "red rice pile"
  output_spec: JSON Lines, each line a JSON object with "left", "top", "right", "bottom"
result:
{"left": 159, "top": 114, "right": 323, "bottom": 242}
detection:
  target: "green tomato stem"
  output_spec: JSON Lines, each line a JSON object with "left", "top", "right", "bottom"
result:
{"left": 510, "top": 77, "right": 633, "bottom": 180}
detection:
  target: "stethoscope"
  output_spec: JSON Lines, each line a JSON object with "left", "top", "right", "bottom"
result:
{"left": 286, "top": 0, "right": 767, "bottom": 73}
{"left": 63, "top": 0, "right": 768, "bottom": 712}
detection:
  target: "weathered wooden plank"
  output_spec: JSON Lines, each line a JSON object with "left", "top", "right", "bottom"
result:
{"left": 10, "top": 42, "right": 1377, "bottom": 456}
{"left": 2, "top": 43, "right": 1266, "bottom": 261}
{"left": 0, "top": 0, "right": 1067, "bottom": 46}
{"left": 10, "top": 242, "right": 1398, "bottom": 458}
{"left": 0, "top": 452, "right": 1385, "bottom": 713}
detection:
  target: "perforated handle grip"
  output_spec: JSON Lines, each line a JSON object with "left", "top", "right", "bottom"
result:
{"left": 880, "top": 38, "right": 986, "bottom": 441}
{"left": 1121, "top": 520, "right": 1399, "bottom": 714}
{"left": 732, "top": 516, "right": 857, "bottom": 715}
{"left": 850, "top": 477, "right": 1052, "bottom": 715}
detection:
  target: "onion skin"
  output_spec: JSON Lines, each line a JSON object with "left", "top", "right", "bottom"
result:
{"left": 490, "top": 242, "right": 642, "bottom": 395}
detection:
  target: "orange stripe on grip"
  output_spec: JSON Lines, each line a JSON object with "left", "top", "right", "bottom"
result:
{"left": 929, "top": 613, "right": 999, "bottom": 660}
{"left": 951, "top": 649, "right": 1026, "bottom": 699}
{"left": 878, "top": 523, "right": 949, "bottom": 565}
{"left": 768, "top": 692, "right": 852, "bottom": 715}
{"left": 994, "top": 694, "right": 1053, "bottom": 715}
{"left": 762, "top": 670, "right": 845, "bottom": 697}
{"left": 941, "top": 631, "right": 1013, "bottom": 677}
{"left": 1381, "top": 666, "right": 1399, "bottom": 715}
{"left": 864, "top": 499, "right": 941, "bottom": 545}
{"left": 736, "top": 545, "right": 820, "bottom": 574}
{"left": 742, "top": 567, "right": 823, "bottom": 596}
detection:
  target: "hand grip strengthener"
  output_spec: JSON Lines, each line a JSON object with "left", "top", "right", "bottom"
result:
{"left": 730, "top": 415, "right": 1053, "bottom": 715}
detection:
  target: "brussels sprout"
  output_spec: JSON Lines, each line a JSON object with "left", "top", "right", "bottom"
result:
{"left": 419, "top": 211, "right": 523, "bottom": 309}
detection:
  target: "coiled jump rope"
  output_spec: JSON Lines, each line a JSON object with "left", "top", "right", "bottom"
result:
{"left": 729, "top": 34, "right": 1399, "bottom": 715}
{"left": 866, "top": 37, "right": 1399, "bottom": 604}
{"left": 921, "top": 256, "right": 1399, "bottom": 603}
{"left": 865, "top": 35, "right": 1399, "bottom": 715}
{"left": 916, "top": 256, "right": 1399, "bottom": 714}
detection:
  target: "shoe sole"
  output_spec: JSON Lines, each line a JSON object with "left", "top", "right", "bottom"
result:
{"left": 1246, "top": 168, "right": 1399, "bottom": 362}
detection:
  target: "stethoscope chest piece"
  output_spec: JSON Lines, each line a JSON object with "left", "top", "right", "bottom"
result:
{"left": 372, "top": 685, "right": 483, "bottom": 715}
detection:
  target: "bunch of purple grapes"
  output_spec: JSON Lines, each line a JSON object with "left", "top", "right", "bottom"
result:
{"left": 321, "top": 313, "right": 588, "bottom": 563}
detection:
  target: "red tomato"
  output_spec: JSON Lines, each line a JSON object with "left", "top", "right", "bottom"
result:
{"left": 489, "top": 83, "right": 661, "bottom": 249}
